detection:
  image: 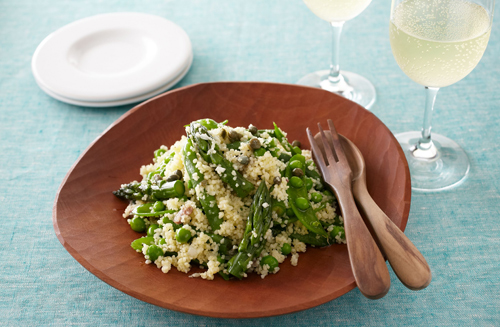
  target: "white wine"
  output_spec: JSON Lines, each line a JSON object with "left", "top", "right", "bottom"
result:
{"left": 390, "top": 0, "right": 491, "bottom": 88}
{"left": 303, "top": 0, "right": 372, "bottom": 22}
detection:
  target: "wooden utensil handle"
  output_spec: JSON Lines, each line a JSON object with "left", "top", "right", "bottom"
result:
{"left": 355, "top": 188, "right": 432, "bottom": 290}
{"left": 336, "top": 188, "right": 391, "bottom": 299}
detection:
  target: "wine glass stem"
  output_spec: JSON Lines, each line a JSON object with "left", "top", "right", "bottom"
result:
{"left": 328, "top": 21, "right": 345, "bottom": 84}
{"left": 413, "top": 86, "right": 440, "bottom": 159}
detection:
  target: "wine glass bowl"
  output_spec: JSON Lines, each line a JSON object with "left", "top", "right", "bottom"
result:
{"left": 298, "top": 0, "right": 376, "bottom": 109}
{"left": 303, "top": 0, "right": 372, "bottom": 22}
{"left": 390, "top": 0, "right": 492, "bottom": 88}
{"left": 389, "top": 0, "right": 493, "bottom": 191}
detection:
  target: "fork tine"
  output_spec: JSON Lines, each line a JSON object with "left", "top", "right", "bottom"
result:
{"left": 318, "top": 123, "right": 337, "bottom": 165}
{"left": 306, "top": 127, "right": 326, "bottom": 167}
{"left": 327, "top": 119, "right": 349, "bottom": 166}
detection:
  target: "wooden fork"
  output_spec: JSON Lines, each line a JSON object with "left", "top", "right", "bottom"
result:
{"left": 306, "top": 119, "right": 391, "bottom": 299}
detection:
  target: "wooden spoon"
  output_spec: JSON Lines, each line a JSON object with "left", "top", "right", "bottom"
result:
{"left": 339, "top": 135, "right": 432, "bottom": 290}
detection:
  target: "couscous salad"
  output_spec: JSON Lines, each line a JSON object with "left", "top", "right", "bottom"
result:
{"left": 113, "top": 119, "right": 346, "bottom": 280}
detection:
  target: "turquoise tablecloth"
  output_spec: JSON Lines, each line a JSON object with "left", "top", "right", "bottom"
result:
{"left": 2, "top": 0, "right": 499, "bottom": 325}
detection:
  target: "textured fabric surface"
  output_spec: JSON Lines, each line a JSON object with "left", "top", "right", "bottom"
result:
{"left": 1, "top": 0, "right": 499, "bottom": 325}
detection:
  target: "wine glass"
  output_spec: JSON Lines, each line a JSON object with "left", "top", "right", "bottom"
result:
{"left": 389, "top": 0, "right": 494, "bottom": 191}
{"left": 298, "top": 0, "right": 376, "bottom": 109}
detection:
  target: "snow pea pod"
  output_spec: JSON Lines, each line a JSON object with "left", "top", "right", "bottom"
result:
{"left": 133, "top": 209, "right": 177, "bottom": 217}
{"left": 131, "top": 236, "right": 155, "bottom": 251}
{"left": 287, "top": 186, "right": 328, "bottom": 237}
{"left": 273, "top": 122, "right": 291, "bottom": 151}
{"left": 285, "top": 155, "right": 328, "bottom": 238}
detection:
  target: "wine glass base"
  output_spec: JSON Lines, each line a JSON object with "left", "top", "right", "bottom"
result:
{"left": 396, "top": 132, "right": 470, "bottom": 192}
{"left": 297, "top": 70, "right": 376, "bottom": 109}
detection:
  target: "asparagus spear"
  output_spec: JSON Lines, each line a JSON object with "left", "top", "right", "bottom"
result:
{"left": 182, "top": 138, "right": 223, "bottom": 231}
{"left": 227, "top": 181, "right": 272, "bottom": 279}
{"left": 113, "top": 180, "right": 185, "bottom": 201}
{"left": 188, "top": 121, "right": 254, "bottom": 198}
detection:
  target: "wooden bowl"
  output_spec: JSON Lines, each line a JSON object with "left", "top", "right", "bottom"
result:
{"left": 53, "top": 82, "right": 411, "bottom": 318}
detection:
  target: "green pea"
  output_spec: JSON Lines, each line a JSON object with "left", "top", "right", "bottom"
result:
{"left": 130, "top": 217, "right": 147, "bottom": 232}
{"left": 295, "top": 197, "right": 310, "bottom": 210}
{"left": 153, "top": 201, "right": 165, "bottom": 212}
{"left": 285, "top": 208, "right": 295, "bottom": 217}
{"left": 154, "top": 149, "right": 166, "bottom": 158}
{"left": 254, "top": 147, "right": 266, "bottom": 157}
{"left": 330, "top": 226, "right": 345, "bottom": 240}
{"left": 146, "top": 245, "right": 164, "bottom": 262}
{"left": 311, "top": 193, "right": 323, "bottom": 203}
{"left": 175, "top": 227, "right": 192, "bottom": 243}
{"left": 304, "top": 177, "right": 313, "bottom": 190}
{"left": 289, "top": 160, "right": 303, "bottom": 170}
{"left": 158, "top": 238, "right": 166, "bottom": 245}
{"left": 289, "top": 176, "right": 304, "bottom": 188}
{"left": 281, "top": 243, "right": 292, "bottom": 255}
{"left": 260, "top": 255, "right": 279, "bottom": 272}
{"left": 323, "top": 190, "right": 333, "bottom": 197}
{"left": 147, "top": 224, "right": 160, "bottom": 236}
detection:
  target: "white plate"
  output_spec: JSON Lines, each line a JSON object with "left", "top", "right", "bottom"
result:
{"left": 32, "top": 12, "right": 192, "bottom": 102}
{"left": 36, "top": 54, "right": 192, "bottom": 107}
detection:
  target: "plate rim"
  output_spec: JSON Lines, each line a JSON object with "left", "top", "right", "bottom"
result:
{"left": 36, "top": 53, "right": 193, "bottom": 107}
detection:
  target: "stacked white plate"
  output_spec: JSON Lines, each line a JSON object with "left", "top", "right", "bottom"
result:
{"left": 32, "top": 13, "right": 193, "bottom": 107}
